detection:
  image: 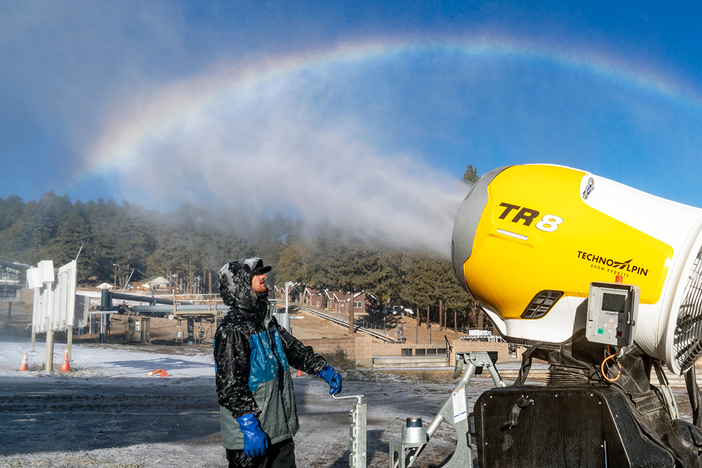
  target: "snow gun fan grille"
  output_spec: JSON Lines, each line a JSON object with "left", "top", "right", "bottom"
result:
{"left": 674, "top": 246, "right": 702, "bottom": 373}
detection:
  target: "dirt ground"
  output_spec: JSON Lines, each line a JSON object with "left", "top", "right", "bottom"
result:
{"left": 47, "top": 290, "right": 467, "bottom": 347}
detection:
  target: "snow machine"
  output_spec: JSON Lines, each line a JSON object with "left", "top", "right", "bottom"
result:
{"left": 449, "top": 164, "right": 702, "bottom": 467}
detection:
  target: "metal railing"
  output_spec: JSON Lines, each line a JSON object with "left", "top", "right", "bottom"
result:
{"left": 293, "top": 304, "right": 461, "bottom": 347}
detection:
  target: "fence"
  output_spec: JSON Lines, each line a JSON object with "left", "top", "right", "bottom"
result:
{"left": 355, "top": 318, "right": 459, "bottom": 347}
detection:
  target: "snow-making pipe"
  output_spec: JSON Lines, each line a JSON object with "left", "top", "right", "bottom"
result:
{"left": 127, "top": 304, "right": 229, "bottom": 315}
{"left": 98, "top": 289, "right": 194, "bottom": 310}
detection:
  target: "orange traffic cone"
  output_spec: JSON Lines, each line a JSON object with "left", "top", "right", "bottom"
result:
{"left": 60, "top": 350, "right": 70, "bottom": 372}
{"left": 19, "top": 352, "right": 28, "bottom": 371}
{"left": 297, "top": 370, "right": 302, "bottom": 377}
{"left": 147, "top": 369, "right": 170, "bottom": 377}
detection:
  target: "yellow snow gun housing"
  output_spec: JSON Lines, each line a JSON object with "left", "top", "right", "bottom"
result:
{"left": 451, "top": 164, "right": 702, "bottom": 374}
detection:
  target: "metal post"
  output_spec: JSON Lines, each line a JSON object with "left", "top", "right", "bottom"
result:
{"left": 350, "top": 400, "right": 367, "bottom": 468}
{"left": 7, "top": 301, "right": 11, "bottom": 323}
{"left": 285, "top": 283, "right": 289, "bottom": 314}
{"left": 187, "top": 318, "right": 195, "bottom": 345}
{"left": 67, "top": 326, "right": 73, "bottom": 361}
{"left": 45, "top": 285, "right": 54, "bottom": 373}
{"left": 99, "top": 313, "right": 106, "bottom": 343}
{"left": 45, "top": 317, "right": 54, "bottom": 373}
{"left": 333, "top": 394, "right": 366, "bottom": 468}
{"left": 278, "top": 283, "right": 292, "bottom": 332}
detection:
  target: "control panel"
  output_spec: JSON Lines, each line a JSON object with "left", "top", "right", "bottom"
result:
{"left": 586, "top": 282, "right": 640, "bottom": 347}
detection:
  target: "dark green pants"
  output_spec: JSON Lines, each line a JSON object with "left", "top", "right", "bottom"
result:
{"left": 226, "top": 439, "right": 296, "bottom": 468}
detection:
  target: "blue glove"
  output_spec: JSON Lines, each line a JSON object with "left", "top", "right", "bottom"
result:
{"left": 236, "top": 413, "right": 268, "bottom": 457}
{"left": 317, "top": 364, "right": 342, "bottom": 395}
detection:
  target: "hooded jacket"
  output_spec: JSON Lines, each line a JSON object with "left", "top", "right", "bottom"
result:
{"left": 213, "top": 258, "right": 327, "bottom": 450}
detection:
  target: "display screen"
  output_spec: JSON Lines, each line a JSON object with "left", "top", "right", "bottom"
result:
{"left": 602, "top": 292, "right": 626, "bottom": 313}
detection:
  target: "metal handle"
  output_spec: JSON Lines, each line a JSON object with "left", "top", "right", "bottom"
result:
{"left": 332, "top": 394, "right": 364, "bottom": 404}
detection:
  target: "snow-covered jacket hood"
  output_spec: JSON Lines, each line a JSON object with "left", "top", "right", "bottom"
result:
{"left": 218, "top": 258, "right": 271, "bottom": 315}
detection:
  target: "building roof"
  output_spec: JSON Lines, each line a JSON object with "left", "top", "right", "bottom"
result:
{"left": 146, "top": 276, "right": 170, "bottom": 286}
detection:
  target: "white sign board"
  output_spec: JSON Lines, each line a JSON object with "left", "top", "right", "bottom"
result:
{"left": 32, "top": 287, "right": 47, "bottom": 333}
{"left": 30, "top": 260, "right": 78, "bottom": 333}
{"left": 54, "top": 260, "right": 77, "bottom": 330}
{"left": 26, "top": 267, "right": 42, "bottom": 290}
{"left": 38, "top": 260, "right": 55, "bottom": 284}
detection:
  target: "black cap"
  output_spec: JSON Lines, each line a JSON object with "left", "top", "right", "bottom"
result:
{"left": 252, "top": 258, "right": 271, "bottom": 274}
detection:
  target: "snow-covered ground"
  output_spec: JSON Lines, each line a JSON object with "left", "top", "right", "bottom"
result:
{"left": 0, "top": 336, "right": 496, "bottom": 467}
{"left": 1, "top": 334, "right": 696, "bottom": 468}
{"left": 0, "top": 335, "right": 215, "bottom": 378}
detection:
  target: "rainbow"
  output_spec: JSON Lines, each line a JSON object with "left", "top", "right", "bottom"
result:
{"left": 79, "top": 36, "right": 702, "bottom": 182}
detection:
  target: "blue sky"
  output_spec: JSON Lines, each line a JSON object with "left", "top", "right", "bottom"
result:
{"left": 2, "top": 1, "right": 702, "bottom": 254}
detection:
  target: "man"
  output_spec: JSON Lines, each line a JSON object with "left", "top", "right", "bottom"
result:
{"left": 214, "top": 258, "right": 342, "bottom": 468}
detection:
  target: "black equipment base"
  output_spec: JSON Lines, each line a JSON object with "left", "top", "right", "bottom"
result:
{"left": 475, "top": 385, "right": 675, "bottom": 468}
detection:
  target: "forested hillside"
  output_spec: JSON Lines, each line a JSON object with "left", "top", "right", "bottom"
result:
{"left": 0, "top": 192, "right": 292, "bottom": 288}
{"left": 0, "top": 165, "right": 481, "bottom": 328}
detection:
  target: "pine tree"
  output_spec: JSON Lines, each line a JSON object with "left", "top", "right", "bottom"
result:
{"left": 461, "top": 165, "right": 479, "bottom": 184}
